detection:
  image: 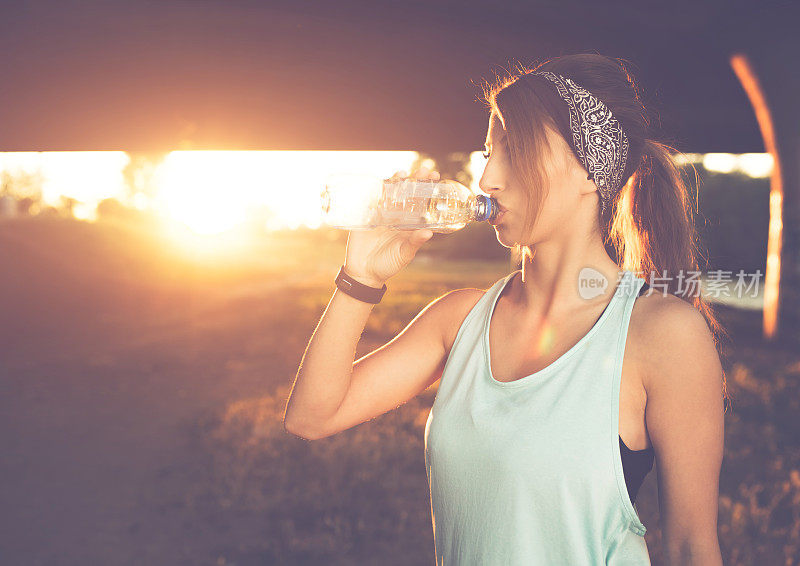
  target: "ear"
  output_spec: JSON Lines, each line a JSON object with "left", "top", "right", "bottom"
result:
{"left": 571, "top": 160, "right": 597, "bottom": 197}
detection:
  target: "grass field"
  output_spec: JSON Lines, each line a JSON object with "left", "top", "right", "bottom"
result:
{"left": 0, "top": 215, "right": 797, "bottom": 565}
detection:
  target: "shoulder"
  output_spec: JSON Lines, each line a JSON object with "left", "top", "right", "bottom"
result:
{"left": 630, "top": 290, "right": 722, "bottom": 395}
{"left": 633, "top": 291, "right": 725, "bottom": 544}
{"left": 429, "top": 275, "right": 506, "bottom": 353}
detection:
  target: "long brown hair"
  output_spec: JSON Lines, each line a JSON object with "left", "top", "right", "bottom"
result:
{"left": 481, "top": 53, "right": 731, "bottom": 412}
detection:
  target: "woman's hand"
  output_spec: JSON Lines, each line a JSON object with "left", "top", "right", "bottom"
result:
{"left": 342, "top": 166, "right": 440, "bottom": 287}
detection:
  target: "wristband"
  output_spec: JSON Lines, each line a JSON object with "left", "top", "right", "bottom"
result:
{"left": 335, "top": 266, "right": 387, "bottom": 304}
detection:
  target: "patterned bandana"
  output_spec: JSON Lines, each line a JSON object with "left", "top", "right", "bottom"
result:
{"left": 532, "top": 71, "right": 630, "bottom": 215}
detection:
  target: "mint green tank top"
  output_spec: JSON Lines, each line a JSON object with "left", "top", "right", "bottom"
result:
{"left": 424, "top": 269, "right": 650, "bottom": 565}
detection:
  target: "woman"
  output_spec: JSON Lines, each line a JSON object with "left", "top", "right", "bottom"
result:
{"left": 284, "top": 53, "right": 729, "bottom": 564}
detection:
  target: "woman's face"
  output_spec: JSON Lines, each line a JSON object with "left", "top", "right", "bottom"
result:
{"left": 478, "top": 112, "right": 593, "bottom": 248}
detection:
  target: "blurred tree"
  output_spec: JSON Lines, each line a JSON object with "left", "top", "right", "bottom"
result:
{"left": 413, "top": 151, "right": 475, "bottom": 188}
{"left": 96, "top": 196, "right": 159, "bottom": 228}
{"left": 97, "top": 197, "right": 128, "bottom": 220}
{"left": 16, "top": 197, "right": 38, "bottom": 216}
{"left": 0, "top": 169, "right": 44, "bottom": 214}
{"left": 121, "top": 152, "right": 167, "bottom": 209}
{"left": 58, "top": 196, "right": 77, "bottom": 218}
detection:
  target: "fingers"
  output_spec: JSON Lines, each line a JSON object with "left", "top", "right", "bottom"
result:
{"left": 411, "top": 166, "right": 428, "bottom": 180}
{"left": 399, "top": 228, "right": 433, "bottom": 261}
{"left": 387, "top": 165, "right": 440, "bottom": 183}
{"left": 388, "top": 170, "right": 407, "bottom": 182}
{"left": 412, "top": 165, "right": 439, "bottom": 181}
{"left": 412, "top": 165, "right": 440, "bottom": 182}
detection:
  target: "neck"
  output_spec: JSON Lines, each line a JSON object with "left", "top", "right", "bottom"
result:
{"left": 513, "top": 230, "right": 623, "bottom": 320}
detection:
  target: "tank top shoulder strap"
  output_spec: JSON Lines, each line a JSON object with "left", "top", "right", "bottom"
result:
{"left": 444, "top": 271, "right": 517, "bottom": 358}
{"left": 436, "top": 271, "right": 518, "bottom": 396}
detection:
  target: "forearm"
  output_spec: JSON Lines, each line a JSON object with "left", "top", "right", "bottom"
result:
{"left": 665, "top": 539, "right": 723, "bottom": 566}
{"left": 283, "top": 286, "right": 377, "bottom": 438}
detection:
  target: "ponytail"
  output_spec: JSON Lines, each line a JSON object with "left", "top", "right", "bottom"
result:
{"left": 609, "top": 139, "right": 732, "bottom": 412}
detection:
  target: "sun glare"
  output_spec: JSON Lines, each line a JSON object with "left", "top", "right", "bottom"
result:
{"left": 152, "top": 150, "right": 420, "bottom": 235}
{"left": 153, "top": 151, "right": 253, "bottom": 235}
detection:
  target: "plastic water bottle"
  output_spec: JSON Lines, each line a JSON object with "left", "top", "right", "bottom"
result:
{"left": 320, "top": 173, "right": 499, "bottom": 234}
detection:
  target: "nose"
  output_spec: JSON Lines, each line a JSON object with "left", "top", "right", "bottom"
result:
{"left": 479, "top": 184, "right": 503, "bottom": 205}
{"left": 478, "top": 171, "right": 502, "bottom": 196}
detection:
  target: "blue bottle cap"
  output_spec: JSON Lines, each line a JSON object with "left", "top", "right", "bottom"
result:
{"left": 475, "top": 194, "right": 498, "bottom": 222}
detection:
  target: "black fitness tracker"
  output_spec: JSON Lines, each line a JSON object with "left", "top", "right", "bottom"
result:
{"left": 335, "top": 266, "right": 387, "bottom": 304}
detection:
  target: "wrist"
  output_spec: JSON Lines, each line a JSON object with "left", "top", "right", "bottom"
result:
{"left": 342, "top": 265, "right": 385, "bottom": 288}
{"left": 336, "top": 265, "right": 387, "bottom": 305}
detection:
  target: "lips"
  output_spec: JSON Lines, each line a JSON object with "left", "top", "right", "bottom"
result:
{"left": 490, "top": 208, "right": 506, "bottom": 225}
{"left": 487, "top": 199, "right": 507, "bottom": 225}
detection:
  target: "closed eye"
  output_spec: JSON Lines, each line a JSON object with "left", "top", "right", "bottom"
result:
{"left": 482, "top": 151, "right": 491, "bottom": 159}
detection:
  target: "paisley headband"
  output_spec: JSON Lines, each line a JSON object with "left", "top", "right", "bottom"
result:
{"left": 532, "top": 71, "right": 630, "bottom": 215}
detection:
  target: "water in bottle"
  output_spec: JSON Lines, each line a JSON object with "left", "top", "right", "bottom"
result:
{"left": 320, "top": 173, "right": 499, "bottom": 234}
